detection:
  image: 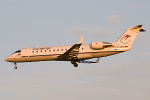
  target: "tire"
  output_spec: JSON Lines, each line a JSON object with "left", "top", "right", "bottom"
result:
{"left": 14, "top": 66, "right": 17, "bottom": 69}
{"left": 71, "top": 59, "right": 74, "bottom": 64}
{"left": 74, "top": 63, "right": 78, "bottom": 67}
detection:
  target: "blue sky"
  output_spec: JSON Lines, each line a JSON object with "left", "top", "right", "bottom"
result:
{"left": 0, "top": 0, "right": 150, "bottom": 100}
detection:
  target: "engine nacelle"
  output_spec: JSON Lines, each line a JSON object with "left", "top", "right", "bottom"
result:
{"left": 91, "top": 41, "right": 112, "bottom": 50}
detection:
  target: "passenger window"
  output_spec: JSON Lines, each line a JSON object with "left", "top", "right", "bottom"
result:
{"left": 66, "top": 49, "right": 67, "bottom": 51}
{"left": 36, "top": 51, "right": 38, "bottom": 53}
{"left": 49, "top": 50, "right": 51, "bottom": 52}
{"left": 61, "top": 49, "right": 63, "bottom": 51}
{"left": 32, "top": 51, "right": 34, "bottom": 53}
{"left": 82, "top": 48, "right": 83, "bottom": 50}
{"left": 57, "top": 49, "right": 59, "bottom": 51}
{"left": 41, "top": 50, "right": 42, "bottom": 52}
{"left": 45, "top": 50, "right": 46, "bottom": 52}
{"left": 53, "top": 50, "right": 55, "bottom": 51}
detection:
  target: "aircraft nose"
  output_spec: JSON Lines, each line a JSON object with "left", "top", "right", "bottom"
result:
{"left": 4, "top": 58, "right": 8, "bottom": 61}
{"left": 5, "top": 54, "right": 15, "bottom": 62}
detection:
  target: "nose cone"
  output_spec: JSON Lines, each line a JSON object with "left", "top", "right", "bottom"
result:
{"left": 5, "top": 54, "right": 16, "bottom": 62}
{"left": 4, "top": 58, "right": 8, "bottom": 61}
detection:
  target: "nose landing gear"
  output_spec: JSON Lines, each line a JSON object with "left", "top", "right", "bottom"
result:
{"left": 14, "top": 62, "right": 17, "bottom": 69}
{"left": 14, "top": 66, "right": 17, "bottom": 69}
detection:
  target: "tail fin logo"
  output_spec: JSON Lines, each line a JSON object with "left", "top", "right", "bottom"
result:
{"left": 120, "top": 34, "right": 131, "bottom": 44}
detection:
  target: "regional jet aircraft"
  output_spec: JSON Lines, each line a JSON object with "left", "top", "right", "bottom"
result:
{"left": 5, "top": 25, "right": 145, "bottom": 69}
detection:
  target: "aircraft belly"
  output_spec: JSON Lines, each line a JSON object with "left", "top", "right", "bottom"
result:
{"left": 78, "top": 53, "right": 93, "bottom": 59}
{"left": 78, "top": 51, "right": 121, "bottom": 59}
{"left": 92, "top": 52, "right": 111, "bottom": 57}
{"left": 92, "top": 52, "right": 121, "bottom": 57}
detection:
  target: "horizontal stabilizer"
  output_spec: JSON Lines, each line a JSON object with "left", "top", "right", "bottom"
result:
{"left": 139, "top": 29, "right": 146, "bottom": 32}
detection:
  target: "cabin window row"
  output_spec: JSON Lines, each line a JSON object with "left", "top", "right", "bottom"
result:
{"left": 32, "top": 49, "right": 68, "bottom": 53}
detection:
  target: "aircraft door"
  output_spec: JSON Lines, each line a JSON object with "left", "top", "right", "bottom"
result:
{"left": 22, "top": 48, "right": 30, "bottom": 57}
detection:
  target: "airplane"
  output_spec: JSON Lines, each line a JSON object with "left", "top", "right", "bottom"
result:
{"left": 5, "top": 25, "right": 145, "bottom": 69}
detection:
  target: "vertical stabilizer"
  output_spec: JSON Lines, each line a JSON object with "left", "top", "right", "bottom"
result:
{"left": 116, "top": 25, "right": 145, "bottom": 44}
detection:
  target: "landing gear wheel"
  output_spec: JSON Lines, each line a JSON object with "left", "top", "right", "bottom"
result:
{"left": 74, "top": 63, "right": 78, "bottom": 67}
{"left": 14, "top": 62, "right": 17, "bottom": 69}
{"left": 71, "top": 59, "right": 74, "bottom": 64}
{"left": 14, "top": 66, "right": 17, "bottom": 69}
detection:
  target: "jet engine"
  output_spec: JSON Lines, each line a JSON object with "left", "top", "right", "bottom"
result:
{"left": 91, "top": 41, "right": 112, "bottom": 50}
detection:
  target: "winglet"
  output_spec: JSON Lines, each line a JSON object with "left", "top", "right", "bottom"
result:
{"left": 78, "top": 36, "right": 84, "bottom": 44}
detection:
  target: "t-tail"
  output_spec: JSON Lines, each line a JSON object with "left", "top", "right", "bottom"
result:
{"left": 116, "top": 25, "right": 145, "bottom": 45}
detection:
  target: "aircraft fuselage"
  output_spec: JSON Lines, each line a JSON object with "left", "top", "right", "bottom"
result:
{"left": 5, "top": 43, "right": 131, "bottom": 62}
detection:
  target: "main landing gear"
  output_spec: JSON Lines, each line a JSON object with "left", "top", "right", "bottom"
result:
{"left": 71, "top": 59, "right": 78, "bottom": 67}
{"left": 14, "top": 62, "right": 17, "bottom": 69}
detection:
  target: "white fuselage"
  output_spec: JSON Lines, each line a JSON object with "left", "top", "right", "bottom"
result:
{"left": 5, "top": 43, "right": 132, "bottom": 63}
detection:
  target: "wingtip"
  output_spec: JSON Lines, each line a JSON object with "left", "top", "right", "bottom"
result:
{"left": 78, "top": 36, "right": 84, "bottom": 44}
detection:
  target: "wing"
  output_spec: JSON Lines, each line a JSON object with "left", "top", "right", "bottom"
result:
{"left": 57, "top": 36, "right": 84, "bottom": 61}
{"left": 80, "top": 58, "right": 100, "bottom": 64}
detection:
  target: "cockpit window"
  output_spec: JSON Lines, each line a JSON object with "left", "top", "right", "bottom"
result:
{"left": 14, "top": 50, "right": 21, "bottom": 53}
